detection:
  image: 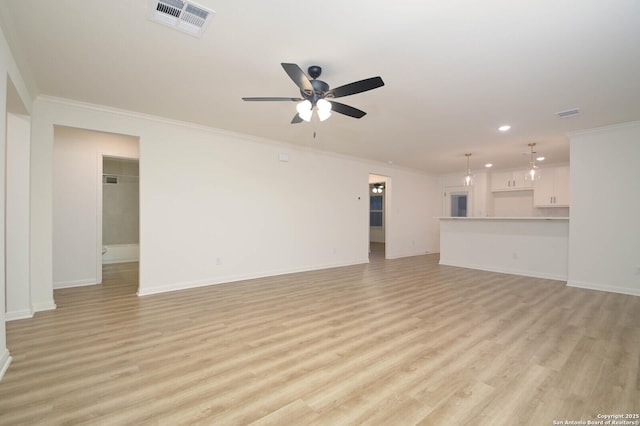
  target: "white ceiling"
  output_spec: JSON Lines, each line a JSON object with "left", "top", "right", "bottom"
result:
{"left": 1, "top": 0, "right": 639, "bottom": 174}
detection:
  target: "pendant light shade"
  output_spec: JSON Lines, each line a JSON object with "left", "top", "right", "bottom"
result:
{"left": 316, "top": 99, "right": 332, "bottom": 121}
{"left": 463, "top": 153, "right": 473, "bottom": 186}
{"left": 296, "top": 100, "right": 312, "bottom": 122}
{"left": 525, "top": 143, "right": 540, "bottom": 181}
{"left": 296, "top": 99, "right": 333, "bottom": 122}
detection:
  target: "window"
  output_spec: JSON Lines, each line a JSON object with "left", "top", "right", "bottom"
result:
{"left": 451, "top": 193, "right": 468, "bottom": 217}
{"left": 370, "top": 195, "right": 383, "bottom": 227}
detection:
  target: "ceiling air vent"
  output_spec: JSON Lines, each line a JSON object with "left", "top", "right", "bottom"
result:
{"left": 556, "top": 108, "right": 580, "bottom": 118}
{"left": 151, "top": 0, "right": 215, "bottom": 37}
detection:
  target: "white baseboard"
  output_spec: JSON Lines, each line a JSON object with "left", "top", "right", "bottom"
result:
{"left": 5, "top": 309, "right": 34, "bottom": 321}
{"left": 567, "top": 280, "right": 640, "bottom": 297}
{"left": 386, "top": 250, "right": 433, "bottom": 260}
{"left": 0, "top": 349, "right": 12, "bottom": 381}
{"left": 138, "top": 258, "right": 370, "bottom": 297}
{"left": 32, "top": 300, "right": 57, "bottom": 312}
{"left": 54, "top": 278, "right": 98, "bottom": 289}
{"left": 439, "top": 259, "right": 568, "bottom": 282}
{"left": 102, "top": 244, "right": 139, "bottom": 264}
{"left": 102, "top": 257, "right": 139, "bottom": 264}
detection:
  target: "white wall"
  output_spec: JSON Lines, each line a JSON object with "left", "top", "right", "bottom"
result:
{"left": 53, "top": 126, "right": 139, "bottom": 288}
{"left": 0, "top": 24, "right": 33, "bottom": 380}
{"left": 384, "top": 171, "right": 440, "bottom": 258}
{"left": 32, "top": 97, "right": 440, "bottom": 299}
{"left": 6, "top": 113, "right": 31, "bottom": 320}
{"left": 568, "top": 122, "right": 640, "bottom": 296}
{"left": 440, "top": 218, "right": 569, "bottom": 280}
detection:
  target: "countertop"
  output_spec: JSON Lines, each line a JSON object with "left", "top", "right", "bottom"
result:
{"left": 439, "top": 217, "right": 569, "bottom": 220}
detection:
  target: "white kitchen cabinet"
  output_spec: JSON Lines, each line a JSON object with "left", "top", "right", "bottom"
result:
{"left": 534, "top": 166, "right": 570, "bottom": 207}
{"left": 491, "top": 170, "right": 533, "bottom": 192}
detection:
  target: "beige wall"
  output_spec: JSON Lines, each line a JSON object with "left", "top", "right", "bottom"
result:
{"left": 103, "top": 158, "right": 139, "bottom": 245}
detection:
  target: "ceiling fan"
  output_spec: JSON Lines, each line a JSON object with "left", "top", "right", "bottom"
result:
{"left": 242, "top": 63, "right": 384, "bottom": 124}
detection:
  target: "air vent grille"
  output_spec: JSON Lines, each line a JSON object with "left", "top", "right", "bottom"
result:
{"left": 556, "top": 108, "right": 580, "bottom": 118}
{"left": 103, "top": 175, "right": 118, "bottom": 184}
{"left": 151, "top": 0, "right": 215, "bottom": 37}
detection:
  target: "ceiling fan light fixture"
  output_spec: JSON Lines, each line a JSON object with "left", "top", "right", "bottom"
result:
{"left": 296, "top": 100, "right": 312, "bottom": 122}
{"left": 317, "top": 110, "right": 331, "bottom": 122}
{"left": 317, "top": 99, "right": 331, "bottom": 112}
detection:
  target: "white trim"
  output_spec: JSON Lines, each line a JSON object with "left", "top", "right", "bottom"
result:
{"left": 32, "top": 301, "right": 57, "bottom": 312}
{"left": 102, "top": 257, "right": 139, "bottom": 265}
{"left": 568, "top": 120, "right": 640, "bottom": 138}
{"left": 137, "top": 258, "right": 370, "bottom": 297}
{"left": 5, "top": 309, "right": 34, "bottom": 321}
{"left": 96, "top": 153, "right": 104, "bottom": 285}
{"left": 386, "top": 250, "right": 432, "bottom": 260}
{"left": 37, "top": 95, "right": 435, "bottom": 178}
{"left": 0, "top": 350, "right": 13, "bottom": 381}
{"left": 439, "top": 260, "right": 568, "bottom": 282}
{"left": 53, "top": 278, "right": 99, "bottom": 289}
{"left": 567, "top": 280, "right": 640, "bottom": 297}
{"left": 102, "top": 244, "right": 139, "bottom": 264}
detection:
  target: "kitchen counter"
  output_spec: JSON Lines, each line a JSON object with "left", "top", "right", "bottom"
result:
{"left": 439, "top": 217, "right": 569, "bottom": 220}
{"left": 439, "top": 217, "right": 569, "bottom": 281}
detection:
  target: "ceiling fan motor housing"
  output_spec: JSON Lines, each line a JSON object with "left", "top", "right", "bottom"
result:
{"left": 308, "top": 65, "right": 322, "bottom": 79}
{"left": 305, "top": 79, "right": 330, "bottom": 102}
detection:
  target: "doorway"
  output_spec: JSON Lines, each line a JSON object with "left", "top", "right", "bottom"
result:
{"left": 100, "top": 157, "right": 139, "bottom": 266}
{"left": 444, "top": 186, "right": 472, "bottom": 217}
{"left": 52, "top": 126, "right": 139, "bottom": 292}
{"left": 368, "top": 174, "right": 390, "bottom": 259}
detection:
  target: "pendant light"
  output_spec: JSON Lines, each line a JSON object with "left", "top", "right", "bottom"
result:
{"left": 371, "top": 183, "right": 384, "bottom": 194}
{"left": 463, "top": 153, "right": 473, "bottom": 186}
{"left": 525, "top": 143, "right": 540, "bottom": 181}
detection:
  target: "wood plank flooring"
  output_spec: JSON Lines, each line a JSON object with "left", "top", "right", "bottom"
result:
{"left": 1, "top": 245, "right": 639, "bottom": 425}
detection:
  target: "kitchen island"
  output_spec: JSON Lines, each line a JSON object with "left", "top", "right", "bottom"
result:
{"left": 439, "top": 217, "right": 569, "bottom": 281}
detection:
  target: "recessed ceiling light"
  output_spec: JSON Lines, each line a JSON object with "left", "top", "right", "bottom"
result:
{"left": 536, "top": 156, "right": 545, "bottom": 161}
{"left": 485, "top": 163, "right": 493, "bottom": 168}
{"left": 498, "top": 125, "right": 511, "bottom": 132}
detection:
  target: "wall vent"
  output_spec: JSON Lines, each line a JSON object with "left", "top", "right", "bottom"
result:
{"left": 151, "top": 0, "right": 215, "bottom": 37}
{"left": 103, "top": 175, "right": 118, "bottom": 184}
{"left": 556, "top": 108, "right": 580, "bottom": 118}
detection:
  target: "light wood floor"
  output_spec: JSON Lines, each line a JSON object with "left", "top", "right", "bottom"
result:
{"left": 2, "top": 245, "right": 639, "bottom": 425}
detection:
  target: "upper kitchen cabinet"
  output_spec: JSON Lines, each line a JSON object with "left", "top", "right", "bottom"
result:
{"left": 533, "top": 166, "right": 570, "bottom": 207}
{"left": 490, "top": 170, "right": 533, "bottom": 192}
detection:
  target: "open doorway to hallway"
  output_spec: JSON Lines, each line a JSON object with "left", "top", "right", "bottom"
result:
{"left": 101, "top": 156, "right": 139, "bottom": 266}
{"left": 52, "top": 126, "right": 139, "bottom": 295}
{"left": 368, "top": 173, "right": 390, "bottom": 259}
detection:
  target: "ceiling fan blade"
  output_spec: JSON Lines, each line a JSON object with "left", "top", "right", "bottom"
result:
{"left": 329, "top": 101, "right": 367, "bottom": 119}
{"left": 242, "top": 97, "right": 302, "bottom": 102}
{"left": 291, "top": 114, "right": 303, "bottom": 124}
{"left": 327, "top": 76, "right": 385, "bottom": 99}
{"left": 281, "top": 63, "right": 314, "bottom": 96}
